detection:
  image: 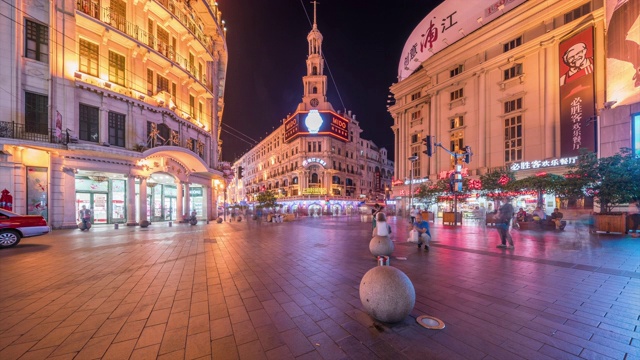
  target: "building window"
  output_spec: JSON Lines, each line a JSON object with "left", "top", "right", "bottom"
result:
{"left": 25, "top": 19, "right": 49, "bottom": 63}
{"left": 450, "top": 131, "right": 464, "bottom": 152}
{"left": 504, "top": 98, "right": 523, "bottom": 113}
{"left": 505, "top": 115, "right": 523, "bottom": 163}
{"left": 189, "top": 95, "right": 195, "bottom": 117}
{"left": 157, "top": 74, "right": 169, "bottom": 93}
{"left": 410, "top": 92, "right": 421, "bottom": 101}
{"left": 411, "top": 110, "right": 421, "bottom": 121}
{"left": 409, "top": 146, "right": 420, "bottom": 178}
{"left": 564, "top": 3, "right": 591, "bottom": 24}
{"left": 503, "top": 64, "right": 523, "bottom": 81}
{"left": 411, "top": 133, "right": 420, "bottom": 143}
{"left": 198, "top": 102, "right": 203, "bottom": 121}
{"left": 79, "top": 103, "right": 99, "bottom": 142}
{"left": 108, "top": 111, "right": 125, "bottom": 147}
{"left": 450, "top": 65, "right": 463, "bottom": 78}
{"left": 503, "top": 36, "right": 522, "bottom": 52}
{"left": 79, "top": 39, "right": 99, "bottom": 76}
{"left": 450, "top": 115, "right": 464, "bottom": 129}
{"left": 108, "top": 51, "right": 125, "bottom": 86}
{"left": 24, "top": 92, "right": 48, "bottom": 135}
{"left": 110, "top": 0, "right": 126, "bottom": 31}
{"left": 450, "top": 88, "right": 464, "bottom": 101}
{"left": 147, "top": 69, "right": 154, "bottom": 95}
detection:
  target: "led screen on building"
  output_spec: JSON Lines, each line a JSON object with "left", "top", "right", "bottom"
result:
{"left": 284, "top": 110, "right": 350, "bottom": 142}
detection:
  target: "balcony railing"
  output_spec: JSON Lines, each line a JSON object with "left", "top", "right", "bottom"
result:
{"left": 0, "top": 121, "right": 68, "bottom": 144}
{"left": 77, "top": 0, "right": 206, "bottom": 81}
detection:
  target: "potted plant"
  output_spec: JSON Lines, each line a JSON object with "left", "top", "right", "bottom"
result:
{"left": 564, "top": 148, "right": 640, "bottom": 233}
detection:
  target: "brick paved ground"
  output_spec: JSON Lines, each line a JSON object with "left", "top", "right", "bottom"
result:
{"left": 0, "top": 216, "right": 639, "bottom": 359}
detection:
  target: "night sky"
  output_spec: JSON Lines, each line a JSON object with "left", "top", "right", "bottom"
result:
{"left": 218, "top": 0, "right": 439, "bottom": 162}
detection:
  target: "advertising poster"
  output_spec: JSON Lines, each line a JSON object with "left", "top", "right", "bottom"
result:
{"left": 605, "top": 0, "right": 640, "bottom": 106}
{"left": 26, "top": 167, "right": 48, "bottom": 221}
{"left": 559, "top": 27, "right": 596, "bottom": 157}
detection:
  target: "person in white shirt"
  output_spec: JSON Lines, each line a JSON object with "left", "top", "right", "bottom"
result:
{"left": 409, "top": 206, "right": 418, "bottom": 224}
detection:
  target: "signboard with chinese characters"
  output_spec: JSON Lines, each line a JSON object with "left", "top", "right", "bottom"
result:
{"left": 284, "top": 110, "right": 350, "bottom": 142}
{"left": 509, "top": 156, "right": 578, "bottom": 171}
{"left": 605, "top": 0, "right": 640, "bottom": 107}
{"left": 302, "top": 188, "right": 327, "bottom": 195}
{"left": 398, "top": 0, "right": 528, "bottom": 81}
{"left": 559, "top": 27, "right": 596, "bottom": 157}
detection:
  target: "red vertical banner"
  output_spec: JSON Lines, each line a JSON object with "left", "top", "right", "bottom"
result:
{"left": 559, "top": 27, "right": 596, "bottom": 157}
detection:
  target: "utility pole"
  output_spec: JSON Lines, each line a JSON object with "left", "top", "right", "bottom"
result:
{"left": 423, "top": 137, "right": 472, "bottom": 226}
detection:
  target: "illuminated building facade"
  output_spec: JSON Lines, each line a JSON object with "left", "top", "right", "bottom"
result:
{"left": 227, "top": 8, "right": 393, "bottom": 215}
{"left": 389, "top": 0, "right": 620, "bottom": 215}
{"left": 0, "top": 0, "right": 228, "bottom": 228}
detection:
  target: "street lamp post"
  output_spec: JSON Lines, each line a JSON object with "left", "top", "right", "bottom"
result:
{"left": 408, "top": 155, "right": 418, "bottom": 215}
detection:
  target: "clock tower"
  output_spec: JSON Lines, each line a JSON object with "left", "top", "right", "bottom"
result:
{"left": 300, "top": 1, "right": 333, "bottom": 112}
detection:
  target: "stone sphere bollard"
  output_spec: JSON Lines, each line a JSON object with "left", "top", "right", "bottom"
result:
{"left": 237, "top": 216, "right": 242, "bottom": 222}
{"left": 140, "top": 220, "right": 150, "bottom": 228}
{"left": 216, "top": 217, "right": 223, "bottom": 223}
{"left": 359, "top": 266, "right": 415, "bottom": 323}
{"left": 369, "top": 235, "right": 394, "bottom": 257}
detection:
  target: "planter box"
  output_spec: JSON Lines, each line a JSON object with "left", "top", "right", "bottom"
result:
{"left": 443, "top": 212, "right": 462, "bottom": 225}
{"left": 594, "top": 213, "right": 627, "bottom": 234}
{"left": 421, "top": 211, "right": 434, "bottom": 222}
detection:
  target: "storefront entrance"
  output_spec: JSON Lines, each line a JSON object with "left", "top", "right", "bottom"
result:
{"left": 76, "top": 192, "right": 108, "bottom": 224}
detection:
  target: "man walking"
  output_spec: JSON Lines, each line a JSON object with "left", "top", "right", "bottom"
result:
{"left": 496, "top": 198, "right": 514, "bottom": 249}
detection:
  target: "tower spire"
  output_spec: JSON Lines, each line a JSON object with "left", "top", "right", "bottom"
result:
{"left": 312, "top": 0, "right": 318, "bottom": 27}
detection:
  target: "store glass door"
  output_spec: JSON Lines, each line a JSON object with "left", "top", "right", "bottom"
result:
{"left": 75, "top": 192, "right": 108, "bottom": 224}
{"left": 164, "top": 197, "right": 176, "bottom": 220}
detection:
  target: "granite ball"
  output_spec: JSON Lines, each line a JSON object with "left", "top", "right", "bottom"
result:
{"left": 216, "top": 217, "right": 223, "bottom": 223}
{"left": 139, "top": 220, "right": 150, "bottom": 228}
{"left": 369, "top": 235, "right": 394, "bottom": 257}
{"left": 359, "top": 266, "right": 415, "bottom": 323}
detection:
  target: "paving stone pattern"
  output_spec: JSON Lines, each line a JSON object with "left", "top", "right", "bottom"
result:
{"left": 0, "top": 216, "right": 639, "bottom": 359}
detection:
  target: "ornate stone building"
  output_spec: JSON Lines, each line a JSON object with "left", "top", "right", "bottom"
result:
{"left": 227, "top": 7, "right": 393, "bottom": 215}
{"left": 0, "top": 0, "right": 228, "bottom": 227}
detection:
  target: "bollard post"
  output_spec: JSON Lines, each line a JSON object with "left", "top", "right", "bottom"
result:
{"left": 114, "top": 223, "right": 119, "bottom": 230}
{"left": 168, "top": 221, "right": 172, "bottom": 227}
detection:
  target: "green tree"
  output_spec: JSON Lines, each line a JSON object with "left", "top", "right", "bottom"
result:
{"left": 478, "top": 166, "right": 516, "bottom": 196}
{"left": 506, "top": 173, "right": 566, "bottom": 206}
{"left": 415, "top": 180, "right": 448, "bottom": 209}
{"left": 255, "top": 190, "right": 277, "bottom": 210}
{"left": 564, "top": 148, "right": 640, "bottom": 212}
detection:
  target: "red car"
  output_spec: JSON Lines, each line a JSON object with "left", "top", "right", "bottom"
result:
{"left": 0, "top": 209, "right": 50, "bottom": 248}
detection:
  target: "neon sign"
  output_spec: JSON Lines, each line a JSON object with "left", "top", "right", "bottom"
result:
{"left": 510, "top": 156, "right": 578, "bottom": 171}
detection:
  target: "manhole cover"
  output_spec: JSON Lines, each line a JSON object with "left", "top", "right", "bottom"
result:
{"left": 417, "top": 315, "right": 445, "bottom": 330}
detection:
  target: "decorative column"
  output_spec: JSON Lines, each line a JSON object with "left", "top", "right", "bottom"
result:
{"left": 206, "top": 185, "right": 213, "bottom": 220}
{"left": 176, "top": 182, "right": 184, "bottom": 222}
{"left": 60, "top": 165, "right": 79, "bottom": 229}
{"left": 139, "top": 176, "right": 148, "bottom": 224}
{"left": 126, "top": 176, "right": 137, "bottom": 226}
{"left": 183, "top": 182, "right": 191, "bottom": 219}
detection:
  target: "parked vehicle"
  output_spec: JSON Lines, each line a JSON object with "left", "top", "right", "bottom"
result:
{"left": 0, "top": 209, "right": 50, "bottom": 248}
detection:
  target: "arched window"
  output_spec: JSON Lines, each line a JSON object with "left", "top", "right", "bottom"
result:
{"left": 292, "top": 176, "right": 298, "bottom": 184}
{"left": 312, "top": 66, "right": 318, "bottom": 75}
{"left": 283, "top": 179, "right": 289, "bottom": 186}
{"left": 312, "top": 87, "right": 318, "bottom": 94}
{"left": 310, "top": 173, "right": 319, "bottom": 183}
{"left": 275, "top": 181, "right": 279, "bottom": 188}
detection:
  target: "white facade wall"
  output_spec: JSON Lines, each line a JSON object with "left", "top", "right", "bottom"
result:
{"left": 390, "top": 0, "right": 609, "bottom": 206}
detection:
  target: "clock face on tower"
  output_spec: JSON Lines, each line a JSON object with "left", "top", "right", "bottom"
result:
{"left": 310, "top": 98, "right": 319, "bottom": 107}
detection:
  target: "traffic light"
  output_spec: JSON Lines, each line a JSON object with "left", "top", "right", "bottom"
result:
{"left": 423, "top": 135, "right": 433, "bottom": 157}
{"left": 463, "top": 146, "right": 472, "bottom": 164}
{"left": 238, "top": 166, "right": 244, "bottom": 179}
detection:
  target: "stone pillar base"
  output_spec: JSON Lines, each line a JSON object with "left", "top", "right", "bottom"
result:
{"left": 126, "top": 222, "right": 139, "bottom": 226}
